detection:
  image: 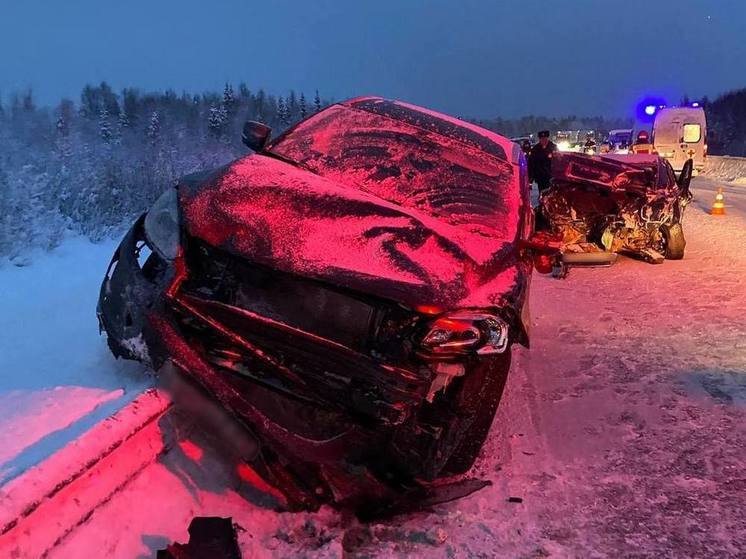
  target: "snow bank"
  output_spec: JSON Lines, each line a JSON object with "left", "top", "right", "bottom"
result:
{"left": 702, "top": 155, "right": 746, "bottom": 184}
{"left": 0, "top": 235, "right": 151, "bottom": 484}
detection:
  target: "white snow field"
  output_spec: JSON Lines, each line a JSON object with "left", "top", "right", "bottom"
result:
{"left": 0, "top": 237, "right": 151, "bottom": 485}
{"left": 1, "top": 177, "right": 745, "bottom": 557}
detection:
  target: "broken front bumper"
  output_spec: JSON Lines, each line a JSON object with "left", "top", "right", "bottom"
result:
{"left": 96, "top": 215, "right": 173, "bottom": 363}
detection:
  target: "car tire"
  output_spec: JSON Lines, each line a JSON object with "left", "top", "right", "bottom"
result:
{"left": 439, "top": 350, "right": 511, "bottom": 476}
{"left": 662, "top": 223, "right": 686, "bottom": 260}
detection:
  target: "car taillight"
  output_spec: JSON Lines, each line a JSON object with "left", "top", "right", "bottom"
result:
{"left": 419, "top": 311, "right": 509, "bottom": 357}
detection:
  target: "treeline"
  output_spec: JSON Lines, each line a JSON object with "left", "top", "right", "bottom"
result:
{"left": 1, "top": 82, "right": 745, "bottom": 262}
{"left": 479, "top": 89, "right": 746, "bottom": 158}
{"left": 475, "top": 115, "right": 634, "bottom": 141}
{"left": 701, "top": 88, "right": 746, "bottom": 156}
{"left": 0, "top": 82, "right": 325, "bottom": 261}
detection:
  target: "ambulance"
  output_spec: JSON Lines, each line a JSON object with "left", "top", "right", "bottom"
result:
{"left": 652, "top": 105, "right": 707, "bottom": 174}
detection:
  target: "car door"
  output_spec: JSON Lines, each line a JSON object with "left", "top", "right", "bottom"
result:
{"left": 678, "top": 122, "right": 703, "bottom": 171}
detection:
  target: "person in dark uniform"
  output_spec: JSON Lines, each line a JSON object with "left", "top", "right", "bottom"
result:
{"left": 528, "top": 130, "right": 557, "bottom": 194}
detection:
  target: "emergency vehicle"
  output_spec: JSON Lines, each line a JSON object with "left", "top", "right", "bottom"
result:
{"left": 652, "top": 106, "right": 707, "bottom": 173}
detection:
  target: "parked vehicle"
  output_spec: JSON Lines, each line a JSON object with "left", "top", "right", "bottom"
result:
{"left": 97, "top": 97, "right": 534, "bottom": 513}
{"left": 538, "top": 152, "right": 693, "bottom": 266}
{"left": 554, "top": 130, "right": 580, "bottom": 152}
{"left": 653, "top": 106, "right": 707, "bottom": 173}
{"left": 607, "top": 128, "right": 633, "bottom": 154}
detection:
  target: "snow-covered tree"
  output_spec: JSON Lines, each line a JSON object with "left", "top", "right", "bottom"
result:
{"left": 99, "top": 105, "right": 112, "bottom": 143}
{"left": 223, "top": 83, "right": 235, "bottom": 116}
{"left": 146, "top": 111, "right": 161, "bottom": 144}
{"left": 208, "top": 104, "right": 228, "bottom": 138}
{"left": 0, "top": 164, "right": 12, "bottom": 257}
{"left": 288, "top": 91, "right": 298, "bottom": 121}
{"left": 22, "top": 89, "right": 35, "bottom": 112}
{"left": 299, "top": 92, "right": 307, "bottom": 120}
{"left": 118, "top": 107, "right": 130, "bottom": 130}
{"left": 314, "top": 90, "right": 322, "bottom": 113}
{"left": 277, "top": 96, "right": 288, "bottom": 125}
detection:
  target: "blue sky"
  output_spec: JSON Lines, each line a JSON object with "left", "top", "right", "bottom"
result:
{"left": 0, "top": 0, "right": 744, "bottom": 117}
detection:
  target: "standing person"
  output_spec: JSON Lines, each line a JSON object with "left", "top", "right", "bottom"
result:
{"left": 520, "top": 139, "right": 532, "bottom": 157}
{"left": 528, "top": 130, "right": 556, "bottom": 194}
{"left": 631, "top": 130, "right": 654, "bottom": 154}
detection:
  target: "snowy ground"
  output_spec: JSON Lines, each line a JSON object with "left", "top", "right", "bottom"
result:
{"left": 2, "top": 178, "right": 745, "bottom": 557}
{"left": 703, "top": 155, "right": 746, "bottom": 185}
{"left": 0, "top": 237, "right": 151, "bottom": 485}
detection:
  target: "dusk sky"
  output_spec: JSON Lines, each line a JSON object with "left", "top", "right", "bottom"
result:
{"left": 1, "top": 0, "right": 744, "bottom": 118}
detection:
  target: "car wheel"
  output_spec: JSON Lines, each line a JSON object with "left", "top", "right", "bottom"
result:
{"left": 439, "top": 350, "right": 512, "bottom": 476}
{"left": 661, "top": 223, "right": 686, "bottom": 260}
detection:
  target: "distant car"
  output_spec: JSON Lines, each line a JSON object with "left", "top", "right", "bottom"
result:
{"left": 607, "top": 128, "right": 633, "bottom": 154}
{"left": 538, "top": 153, "right": 693, "bottom": 265}
{"left": 97, "top": 97, "right": 533, "bottom": 512}
{"left": 555, "top": 130, "right": 581, "bottom": 152}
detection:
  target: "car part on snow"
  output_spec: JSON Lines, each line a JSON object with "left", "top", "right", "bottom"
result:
{"left": 156, "top": 517, "right": 242, "bottom": 559}
{"left": 561, "top": 252, "right": 618, "bottom": 266}
{"left": 98, "top": 97, "right": 532, "bottom": 515}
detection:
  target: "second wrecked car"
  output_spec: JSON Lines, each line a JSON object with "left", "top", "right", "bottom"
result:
{"left": 538, "top": 152, "right": 693, "bottom": 265}
{"left": 97, "top": 97, "right": 533, "bottom": 514}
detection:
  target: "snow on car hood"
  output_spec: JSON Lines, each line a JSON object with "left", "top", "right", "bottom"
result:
{"left": 180, "top": 153, "right": 528, "bottom": 311}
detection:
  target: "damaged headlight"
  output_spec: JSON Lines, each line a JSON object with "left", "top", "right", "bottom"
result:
{"left": 144, "top": 188, "right": 180, "bottom": 260}
{"left": 419, "top": 311, "right": 509, "bottom": 357}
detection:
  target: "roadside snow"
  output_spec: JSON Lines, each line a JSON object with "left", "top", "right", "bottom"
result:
{"left": 703, "top": 155, "right": 746, "bottom": 184}
{"left": 0, "top": 236, "right": 151, "bottom": 484}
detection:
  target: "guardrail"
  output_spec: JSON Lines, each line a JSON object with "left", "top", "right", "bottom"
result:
{"left": 703, "top": 155, "right": 746, "bottom": 183}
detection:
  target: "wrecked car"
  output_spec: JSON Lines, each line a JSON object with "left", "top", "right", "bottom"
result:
{"left": 97, "top": 97, "right": 533, "bottom": 515}
{"left": 538, "top": 152, "right": 693, "bottom": 266}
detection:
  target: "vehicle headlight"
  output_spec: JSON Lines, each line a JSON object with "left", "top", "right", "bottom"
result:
{"left": 419, "top": 311, "right": 509, "bottom": 357}
{"left": 143, "top": 188, "right": 180, "bottom": 260}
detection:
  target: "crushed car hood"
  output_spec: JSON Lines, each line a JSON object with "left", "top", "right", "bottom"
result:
{"left": 180, "top": 154, "right": 528, "bottom": 311}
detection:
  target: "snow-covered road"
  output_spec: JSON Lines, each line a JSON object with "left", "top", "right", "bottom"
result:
{"left": 1, "top": 177, "right": 745, "bottom": 557}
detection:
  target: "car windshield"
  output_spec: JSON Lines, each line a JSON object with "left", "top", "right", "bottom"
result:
{"left": 269, "top": 104, "right": 517, "bottom": 229}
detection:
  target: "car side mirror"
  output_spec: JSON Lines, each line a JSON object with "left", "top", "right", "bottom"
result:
{"left": 242, "top": 121, "right": 272, "bottom": 152}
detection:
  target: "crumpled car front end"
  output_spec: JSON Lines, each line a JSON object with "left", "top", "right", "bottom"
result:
{"left": 97, "top": 97, "right": 532, "bottom": 514}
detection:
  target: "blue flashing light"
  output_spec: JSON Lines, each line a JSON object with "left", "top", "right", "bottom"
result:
{"left": 636, "top": 97, "right": 667, "bottom": 122}
{"left": 691, "top": 102, "right": 700, "bottom": 108}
